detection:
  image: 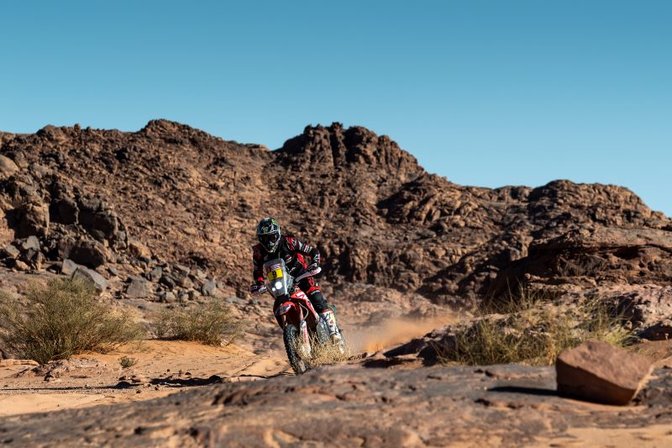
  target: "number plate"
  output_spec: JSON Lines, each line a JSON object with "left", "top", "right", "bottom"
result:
{"left": 267, "top": 268, "right": 283, "bottom": 281}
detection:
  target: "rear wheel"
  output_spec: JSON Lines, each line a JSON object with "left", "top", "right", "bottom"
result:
{"left": 283, "top": 324, "right": 309, "bottom": 374}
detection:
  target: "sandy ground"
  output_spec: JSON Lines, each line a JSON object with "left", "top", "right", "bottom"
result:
{"left": 5, "top": 313, "right": 669, "bottom": 448}
{"left": 0, "top": 339, "right": 289, "bottom": 417}
{"left": 2, "top": 289, "right": 672, "bottom": 448}
{"left": 0, "top": 315, "right": 455, "bottom": 418}
{"left": 547, "top": 424, "right": 672, "bottom": 447}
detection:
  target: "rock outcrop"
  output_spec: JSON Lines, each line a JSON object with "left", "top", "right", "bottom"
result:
{"left": 2, "top": 363, "right": 672, "bottom": 446}
{"left": 0, "top": 120, "right": 669, "bottom": 308}
{"left": 608, "top": 285, "right": 672, "bottom": 340}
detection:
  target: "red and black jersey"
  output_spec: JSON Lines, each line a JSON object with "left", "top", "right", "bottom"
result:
{"left": 252, "top": 235, "right": 321, "bottom": 283}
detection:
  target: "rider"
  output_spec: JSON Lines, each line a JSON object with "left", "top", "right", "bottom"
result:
{"left": 251, "top": 217, "right": 342, "bottom": 342}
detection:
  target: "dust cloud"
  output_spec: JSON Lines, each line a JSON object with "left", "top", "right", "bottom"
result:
{"left": 347, "top": 315, "right": 457, "bottom": 353}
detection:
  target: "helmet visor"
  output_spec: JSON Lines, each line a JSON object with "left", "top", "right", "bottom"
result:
{"left": 260, "top": 232, "right": 280, "bottom": 249}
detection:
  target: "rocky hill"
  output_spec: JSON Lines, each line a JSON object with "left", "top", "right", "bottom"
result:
{"left": 1, "top": 121, "right": 672, "bottom": 446}
{"left": 0, "top": 120, "right": 670, "bottom": 308}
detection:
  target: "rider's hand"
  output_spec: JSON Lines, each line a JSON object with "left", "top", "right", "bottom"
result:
{"left": 250, "top": 283, "right": 264, "bottom": 293}
{"left": 307, "top": 263, "right": 319, "bottom": 272}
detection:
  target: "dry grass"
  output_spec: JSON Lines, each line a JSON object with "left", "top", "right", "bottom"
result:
{"left": 0, "top": 278, "right": 143, "bottom": 365}
{"left": 438, "top": 287, "right": 635, "bottom": 366}
{"left": 308, "top": 337, "right": 350, "bottom": 367}
{"left": 119, "top": 356, "right": 138, "bottom": 369}
{"left": 154, "top": 301, "right": 242, "bottom": 346}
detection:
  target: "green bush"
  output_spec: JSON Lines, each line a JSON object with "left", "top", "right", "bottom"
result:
{"left": 154, "top": 301, "right": 242, "bottom": 346}
{"left": 0, "top": 278, "right": 143, "bottom": 364}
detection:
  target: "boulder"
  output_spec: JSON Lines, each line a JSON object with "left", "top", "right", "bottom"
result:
{"left": 159, "top": 273, "right": 176, "bottom": 289}
{"left": 20, "top": 236, "right": 40, "bottom": 251}
{"left": 174, "top": 264, "right": 191, "bottom": 278}
{"left": 188, "top": 289, "right": 201, "bottom": 300}
{"left": 67, "top": 239, "right": 108, "bottom": 268}
{"left": 556, "top": 340, "right": 653, "bottom": 405}
{"left": 148, "top": 266, "right": 163, "bottom": 282}
{"left": 14, "top": 260, "right": 30, "bottom": 271}
{"left": 0, "top": 155, "right": 19, "bottom": 179}
{"left": 51, "top": 196, "right": 79, "bottom": 225}
{"left": 71, "top": 266, "right": 108, "bottom": 293}
{"left": 128, "top": 240, "right": 151, "bottom": 260}
{"left": 61, "top": 259, "right": 79, "bottom": 276}
{"left": 160, "top": 291, "right": 177, "bottom": 303}
{"left": 2, "top": 244, "right": 20, "bottom": 259}
{"left": 77, "top": 197, "right": 119, "bottom": 241}
{"left": 10, "top": 201, "right": 50, "bottom": 238}
{"left": 126, "top": 276, "right": 150, "bottom": 299}
{"left": 201, "top": 279, "right": 218, "bottom": 297}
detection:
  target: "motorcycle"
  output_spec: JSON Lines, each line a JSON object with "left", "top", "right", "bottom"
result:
{"left": 253, "top": 258, "right": 345, "bottom": 374}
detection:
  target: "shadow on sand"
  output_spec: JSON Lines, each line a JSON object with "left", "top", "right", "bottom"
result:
{"left": 488, "top": 385, "right": 558, "bottom": 397}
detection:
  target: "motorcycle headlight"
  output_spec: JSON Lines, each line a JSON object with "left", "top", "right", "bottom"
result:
{"left": 274, "top": 281, "right": 282, "bottom": 290}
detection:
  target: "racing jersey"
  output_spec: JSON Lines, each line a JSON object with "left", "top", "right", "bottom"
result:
{"left": 252, "top": 235, "right": 321, "bottom": 283}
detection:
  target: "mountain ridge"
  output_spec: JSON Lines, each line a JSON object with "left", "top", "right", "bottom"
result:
{"left": 0, "top": 119, "right": 669, "bottom": 306}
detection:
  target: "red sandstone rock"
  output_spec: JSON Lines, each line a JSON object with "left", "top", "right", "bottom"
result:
{"left": 556, "top": 340, "right": 653, "bottom": 405}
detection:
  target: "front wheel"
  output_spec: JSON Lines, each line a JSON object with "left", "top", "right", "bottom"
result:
{"left": 283, "top": 324, "right": 309, "bottom": 375}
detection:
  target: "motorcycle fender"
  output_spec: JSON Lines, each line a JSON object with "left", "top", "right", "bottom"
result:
{"left": 275, "top": 303, "right": 293, "bottom": 318}
{"left": 290, "top": 290, "right": 318, "bottom": 319}
{"left": 292, "top": 290, "right": 309, "bottom": 300}
{"left": 275, "top": 300, "right": 300, "bottom": 327}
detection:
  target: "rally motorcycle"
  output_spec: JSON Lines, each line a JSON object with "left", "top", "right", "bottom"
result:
{"left": 254, "top": 258, "right": 345, "bottom": 374}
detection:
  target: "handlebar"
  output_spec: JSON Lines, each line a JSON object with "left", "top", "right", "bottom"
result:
{"left": 250, "top": 267, "right": 321, "bottom": 295}
{"left": 295, "top": 266, "right": 321, "bottom": 282}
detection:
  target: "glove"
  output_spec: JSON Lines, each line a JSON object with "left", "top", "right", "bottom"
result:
{"left": 307, "top": 263, "right": 320, "bottom": 273}
{"left": 250, "top": 283, "right": 265, "bottom": 294}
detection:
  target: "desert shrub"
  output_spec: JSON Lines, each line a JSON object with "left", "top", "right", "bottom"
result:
{"left": 0, "top": 279, "right": 143, "bottom": 364}
{"left": 119, "top": 356, "right": 138, "bottom": 369}
{"left": 154, "top": 302, "right": 242, "bottom": 346}
{"left": 481, "top": 283, "right": 561, "bottom": 315}
{"left": 438, "top": 290, "right": 634, "bottom": 366}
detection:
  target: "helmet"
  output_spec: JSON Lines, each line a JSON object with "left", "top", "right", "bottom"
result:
{"left": 257, "top": 217, "right": 281, "bottom": 252}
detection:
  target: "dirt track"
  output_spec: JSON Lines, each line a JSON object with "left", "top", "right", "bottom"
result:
{"left": 0, "top": 340, "right": 289, "bottom": 418}
{"left": 2, "top": 359, "right": 672, "bottom": 447}
{"left": 0, "top": 313, "right": 456, "bottom": 418}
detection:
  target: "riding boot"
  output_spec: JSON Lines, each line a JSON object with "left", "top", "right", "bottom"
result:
{"left": 319, "top": 309, "right": 342, "bottom": 342}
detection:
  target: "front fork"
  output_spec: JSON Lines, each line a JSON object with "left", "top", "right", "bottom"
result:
{"left": 278, "top": 305, "right": 312, "bottom": 358}
{"left": 298, "top": 320, "right": 311, "bottom": 358}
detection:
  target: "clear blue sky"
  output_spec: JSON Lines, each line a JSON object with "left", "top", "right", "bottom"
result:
{"left": 1, "top": 1, "right": 670, "bottom": 216}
